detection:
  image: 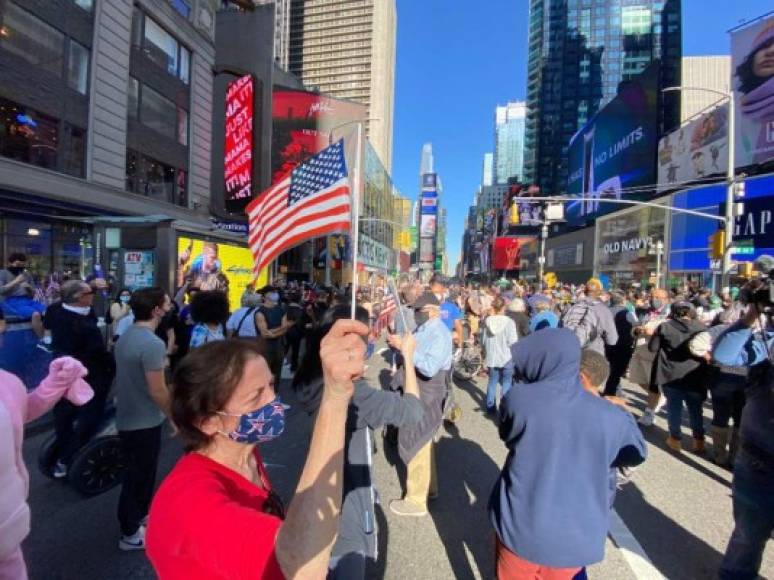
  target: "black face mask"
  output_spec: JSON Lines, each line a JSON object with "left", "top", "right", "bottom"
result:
{"left": 414, "top": 311, "right": 430, "bottom": 327}
{"left": 8, "top": 266, "right": 24, "bottom": 276}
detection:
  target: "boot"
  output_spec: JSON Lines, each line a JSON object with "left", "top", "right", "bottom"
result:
{"left": 666, "top": 436, "right": 682, "bottom": 452}
{"left": 711, "top": 426, "right": 730, "bottom": 466}
{"left": 691, "top": 436, "right": 706, "bottom": 454}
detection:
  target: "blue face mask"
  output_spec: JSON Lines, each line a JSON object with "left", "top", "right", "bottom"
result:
{"left": 217, "top": 397, "right": 286, "bottom": 444}
{"left": 120, "top": 295, "right": 130, "bottom": 304}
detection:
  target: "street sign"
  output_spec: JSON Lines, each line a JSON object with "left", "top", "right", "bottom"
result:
{"left": 732, "top": 246, "right": 755, "bottom": 255}
{"left": 735, "top": 239, "right": 754, "bottom": 248}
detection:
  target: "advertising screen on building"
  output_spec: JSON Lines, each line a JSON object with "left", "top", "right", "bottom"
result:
{"left": 224, "top": 75, "right": 254, "bottom": 208}
{"left": 419, "top": 238, "right": 434, "bottom": 263}
{"left": 272, "top": 88, "right": 367, "bottom": 184}
{"left": 492, "top": 237, "right": 521, "bottom": 270}
{"left": 657, "top": 103, "right": 729, "bottom": 190}
{"left": 731, "top": 15, "right": 774, "bottom": 168}
{"left": 177, "top": 237, "right": 268, "bottom": 312}
{"left": 420, "top": 214, "right": 437, "bottom": 237}
{"left": 567, "top": 63, "right": 660, "bottom": 224}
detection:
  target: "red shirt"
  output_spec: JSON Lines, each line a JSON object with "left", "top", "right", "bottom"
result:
{"left": 146, "top": 449, "right": 284, "bottom": 580}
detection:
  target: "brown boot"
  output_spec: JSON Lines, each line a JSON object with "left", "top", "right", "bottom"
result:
{"left": 666, "top": 436, "right": 682, "bottom": 452}
{"left": 711, "top": 426, "right": 730, "bottom": 466}
{"left": 692, "top": 437, "right": 706, "bottom": 454}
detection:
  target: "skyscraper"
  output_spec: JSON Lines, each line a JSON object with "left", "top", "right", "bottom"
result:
{"left": 680, "top": 56, "right": 731, "bottom": 122}
{"left": 523, "top": 0, "right": 681, "bottom": 195}
{"left": 255, "top": 0, "right": 291, "bottom": 69}
{"left": 482, "top": 152, "right": 494, "bottom": 187}
{"left": 494, "top": 102, "right": 526, "bottom": 184}
{"left": 288, "top": 0, "right": 396, "bottom": 170}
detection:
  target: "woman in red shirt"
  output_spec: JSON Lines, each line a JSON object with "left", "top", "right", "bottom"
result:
{"left": 146, "top": 319, "right": 369, "bottom": 579}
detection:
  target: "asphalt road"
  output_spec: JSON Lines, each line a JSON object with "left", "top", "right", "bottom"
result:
{"left": 21, "top": 350, "right": 774, "bottom": 580}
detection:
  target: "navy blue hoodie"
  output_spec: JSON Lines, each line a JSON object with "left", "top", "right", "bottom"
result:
{"left": 489, "top": 328, "right": 647, "bottom": 568}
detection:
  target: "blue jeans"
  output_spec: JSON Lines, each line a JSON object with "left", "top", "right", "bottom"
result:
{"left": 662, "top": 384, "right": 705, "bottom": 439}
{"left": 719, "top": 454, "right": 774, "bottom": 580}
{"left": 486, "top": 362, "right": 513, "bottom": 410}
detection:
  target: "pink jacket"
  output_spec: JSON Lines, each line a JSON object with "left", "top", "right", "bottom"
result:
{"left": 0, "top": 357, "right": 93, "bottom": 560}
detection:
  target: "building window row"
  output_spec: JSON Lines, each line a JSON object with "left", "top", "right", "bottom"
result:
{"left": 125, "top": 149, "right": 187, "bottom": 207}
{"left": 0, "top": 2, "right": 91, "bottom": 95}
{"left": 127, "top": 77, "right": 188, "bottom": 146}
{"left": 131, "top": 8, "right": 191, "bottom": 85}
{"left": 0, "top": 96, "right": 85, "bottom": 177}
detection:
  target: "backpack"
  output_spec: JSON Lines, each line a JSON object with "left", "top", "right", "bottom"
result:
{"left": 560, "top": 301, "right": 599, "bottom": 348}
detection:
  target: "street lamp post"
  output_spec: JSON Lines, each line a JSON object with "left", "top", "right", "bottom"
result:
{"left": 663, "top": 86, "right": 735, "bottom": 291}
{"left": 537, "top": 218, "right": 548, "bottom": 290}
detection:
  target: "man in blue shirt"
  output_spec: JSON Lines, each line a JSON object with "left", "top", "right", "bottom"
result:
{"left": 387, "top": 292, "right": 452, "bottom": 517}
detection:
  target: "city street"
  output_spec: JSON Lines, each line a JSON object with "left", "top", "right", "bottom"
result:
{"left": 21, "top": 347, "right": 774, "bottom": 580}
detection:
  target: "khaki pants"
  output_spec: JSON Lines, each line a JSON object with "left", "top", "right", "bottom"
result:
{"left": 405, "top": 441, "right": 438, "bottom": 507}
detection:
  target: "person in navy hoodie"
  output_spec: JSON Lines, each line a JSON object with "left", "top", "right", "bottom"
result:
{"left": 489, "top": 328, "right": 647, "bottom": 579}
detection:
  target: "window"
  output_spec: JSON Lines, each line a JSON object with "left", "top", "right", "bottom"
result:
{"left": 67, "top": 40, "right": 90, "bottom": 94}
{"left": 125, "top": 150, "right": 187, "bottom": 206}
{"left": 140, "top": 85, "right": 176, "bottom": 140}
{"left": 170, "top": 0, "right": 191, "bottom": 19}
{"left": 135, "top": 10, "right": 191, "bottom": 84}
{"left": 62, "top": 124, "right": 85, "bottom": 177}
{"left": 0, "top": 2, "right": 65, "bottom": 76}
{"left": 73, "top": 0, "right": 93, "bottom": 11}
{"left": 177, "top": 108, "right": 188, "bottom": 146}
{"left": 144, "top": 156, "right": 176, "bottom": 202}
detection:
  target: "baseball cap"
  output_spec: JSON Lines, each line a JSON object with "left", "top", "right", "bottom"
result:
{"left": 413, "top": 291, "right": 440, "bottom": 310}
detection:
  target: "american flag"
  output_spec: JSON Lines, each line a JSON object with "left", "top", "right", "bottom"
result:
{"left": 373, "top": 290, "right": 398, "bottom": 337}
{"left": 247, "top": 140, "right": 351, "bottom": 274}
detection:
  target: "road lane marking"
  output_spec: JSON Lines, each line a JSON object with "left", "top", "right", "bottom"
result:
{"left": 609, "top": 509, "right": 664, "bottom": 579}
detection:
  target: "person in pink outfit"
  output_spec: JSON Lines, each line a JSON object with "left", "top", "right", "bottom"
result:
{"left": 0, "top": 357, "right": 94, "bottom": 580}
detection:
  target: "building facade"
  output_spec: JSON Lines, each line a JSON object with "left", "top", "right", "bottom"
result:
{"left": 482, "top": 151, "right": 494, "bottom": 187}
{"left": 0, "top": 0, "right": 227, "bottom": 293}
{"left": 524, "top": 0, "right": 681, "bottom": 195}
{"left": 680, "top": 55, "right": 731, "bottom": 122}
{"left": 255, "top": 0, "right": 291, "bottom": 70}
{"left": 288, "top": 0, "right": 396, "bottom": 171}
{"left": 494, "top": 101, "right": 526, "bottom": 184}
{"left": 477, "top": 184, "right": 509, "bottom": 210}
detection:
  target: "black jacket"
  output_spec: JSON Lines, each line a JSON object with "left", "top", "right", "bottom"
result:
{"left": 506, "top": 311, "right": 531, "bottom": 339}
{"left": 648, "top": 317, "right": 707, "bottom": 392}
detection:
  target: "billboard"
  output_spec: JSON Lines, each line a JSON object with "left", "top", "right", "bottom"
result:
{"left": 422, "top": 173, "right": 437, "bottom": 189}
{"left": 224, "top": 75, "right": 254, "bottom": 211}
{"left": 420, "top": 214, "right": 437, "bottom": 237}
{"left": 657, "top": 103, "right": 729, "bottom": 190}
{"left": 177, "top": 237, "right": 269, "bottom": 312}
{"left": 731, "top": 15, "right": 774, "bottom": 168}
{"left": 492, "top": 237, "right": 521, "bottom": 270}
{"left": 419, "top": 238, "right": 434, "bottom": 262}
{"left": 567, "top": 63, "right": 660, "bottom": 223}
{"left": 272, "top": 89, "right": 367, "bottom": 184}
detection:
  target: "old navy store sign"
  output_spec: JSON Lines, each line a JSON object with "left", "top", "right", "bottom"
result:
{"left": 603, "top": 236, "right": 654, "bottom": 255}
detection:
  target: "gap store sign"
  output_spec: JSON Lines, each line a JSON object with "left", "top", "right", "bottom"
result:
{"left": 669, "top": 174, "right": 774, "bottom": 273}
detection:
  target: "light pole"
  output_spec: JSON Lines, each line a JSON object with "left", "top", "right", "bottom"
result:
{"left": 537, "top": 217, "right": 548, "bottom": 290}
{"left": 649, "top": 239, "right": 665, "bottom": 289}
{"left": 663, "top": 86, "right": 735, "bottom": 291}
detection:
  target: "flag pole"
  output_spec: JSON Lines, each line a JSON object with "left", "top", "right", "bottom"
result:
{"left": 389, "top": 276, "right": 409, "bottom": 335}
{"left": 350, "top": 122, "right": 363, "bottom": 320}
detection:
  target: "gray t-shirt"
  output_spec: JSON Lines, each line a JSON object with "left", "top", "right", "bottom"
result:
{"left": 115, "top": 325, "right": 166, "bottom": 431}
{"left": 0, "top": 269, "right": 32, "bottom": 298}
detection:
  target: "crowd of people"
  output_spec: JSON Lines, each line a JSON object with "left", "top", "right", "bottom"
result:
{"left": 0, "top": 248, "right": 772, "bottom": 580}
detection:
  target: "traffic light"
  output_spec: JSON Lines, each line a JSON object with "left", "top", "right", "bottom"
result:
{"left": 738, "top": 262, "right": 753, "bottom": 278}
{"left": 708, "top": 230, "right": 726, "bottom": 259}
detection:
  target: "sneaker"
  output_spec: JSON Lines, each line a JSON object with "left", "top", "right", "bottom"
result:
{"left": 119, "top": 526, "right": 146, "bottom": 551}
{"left": 389, "top": 499, "right": 427, "bottom": 517}
{"left": 637, "top": 409, "right": 654, "bottom": 427}
{"left": 654, "top": 396, "right": 666, "bottom": 414}
{"left": 691, "top": 437, "right": 706, "bottom": 454}
{"left": 52, "top": 460, "right": 68, "bottom": 479}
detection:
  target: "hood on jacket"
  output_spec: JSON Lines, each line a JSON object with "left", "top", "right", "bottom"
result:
{"left": 485, "top": 314, "right": 511, "bottom": 336}
{"left": 511, "top": 328, "right": 581, "bottom": 387}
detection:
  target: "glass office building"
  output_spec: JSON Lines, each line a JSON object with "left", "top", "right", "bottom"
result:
{"left": 523, "top": 0, "right": 681, "bottom": 194}
{"left": 495, "top": 102, "right": 526, "bottom": 184}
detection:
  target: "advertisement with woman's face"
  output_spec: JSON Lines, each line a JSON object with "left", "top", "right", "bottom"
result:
{"left": 732, "top": 16, "right": 774, "bottom": 167}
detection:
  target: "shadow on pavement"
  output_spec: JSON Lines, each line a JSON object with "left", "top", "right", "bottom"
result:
{"left": 615, "top": 483, "right": 726, "bottom": 579}
{"left": 429, "top": 422, "right": 500, "bottom": 580}
{"left": 453, "top": 376, "right": 499, "bottom": 427}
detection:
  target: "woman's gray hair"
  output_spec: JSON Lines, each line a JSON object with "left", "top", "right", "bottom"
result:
{"left": 61, "top": 280, "right": 88, "bottom": 304}
{"left": 507, "top": 298, "right": 526, "bottom": 313}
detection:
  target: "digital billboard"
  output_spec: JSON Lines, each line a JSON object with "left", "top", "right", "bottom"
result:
{"left": 567, "top": 63, "right": 660, "bottom": 224}
{"left": 657, "top": 103, "right": 729, "bottom": 190}
{"left": 272, "top": 88, "right": 367, "bottom": 184}
{"left": 420, "top": 214, "right": 437, "bottom": 237}
{"left": 419, "top": 238, "right": 434, "bottom": 262}
{"left": 731, "top": 15, "right": 774, "bottom": 168}
{"left": 224, "top": 75, "right": 254, "bottom": 208}
{"left": 492, "top": 237, "right": 521, "bottom": 270}
{"left": 177, "top": 237, "right": 269, "bottom": 312}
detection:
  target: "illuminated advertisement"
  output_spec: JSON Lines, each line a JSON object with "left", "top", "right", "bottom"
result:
{"left": 272, "top": 88, "right": 367, "bottom": 183}
{"left": 177, "top": 237, "right": 268, "bottom": 312}
{"left": 567, "top": 63, "right": 659, "bottom": 224}
{"left": 419, "top": 238, "right": 435, "bottom": 262}
{"left": 224, "top": 75, "right": 254, "bottom": 204}
{"left": 492, "top": 237, "right": 521, "bottom": 270}
{"left": 731, "top": 15, "right": 774, "bottom": 168}
{"left": 657, "top": 103, "right": 729, "bottom": 190}
{"left": 420, "top": 214, "right": 437, "bottom": 237}
{"left": 422, "top": 173, "right": 437, "bottom": 189}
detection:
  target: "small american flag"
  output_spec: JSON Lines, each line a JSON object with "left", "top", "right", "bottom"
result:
{"left": 247, "top": 140, "right": 351, "bottom": 274}
{"left": 373, "top": 291, "right": 398, "bottom": 337}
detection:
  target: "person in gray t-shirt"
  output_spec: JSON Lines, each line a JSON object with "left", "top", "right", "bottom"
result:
{"left": 0, "top": 252, "right": 33, "bottom": 299}
{"left": 113, "top": 287, "right": 172, "bottom": 550}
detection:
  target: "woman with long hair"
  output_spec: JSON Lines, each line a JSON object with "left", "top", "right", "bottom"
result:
{"left": 293, "top": 304, "right": 424, "bottom": 579}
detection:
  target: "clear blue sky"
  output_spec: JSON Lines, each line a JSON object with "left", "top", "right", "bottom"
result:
{"left": 390, "top": 0, "right": 771, "bottom": 273}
